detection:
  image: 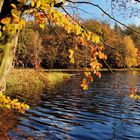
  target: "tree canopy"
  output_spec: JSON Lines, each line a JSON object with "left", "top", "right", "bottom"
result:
{"left": 0, "top": 0, "right": 140, "bottom": 111}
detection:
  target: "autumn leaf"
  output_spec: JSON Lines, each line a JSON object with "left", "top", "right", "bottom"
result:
{"left": 80, "top": 79, "right": 88, "bottom": 90}
{"left": 11, "top": 4, "right": 17, "bottom": 9}
{"left": 95, "top": 71, "right": 101, "bottom": 78}
{"left": 0, "top": 92, "right": 30, "bottom": 113}
{"left": 87, "top": 32, "right": 92, "bottom": 41}
{"left": 92, "top": 34, "right": 100, "bottom": 44}
{"left": 36, "top": 0, "right": 41, "bottom": 8}
{"left": 69, "top": 49, "right": 75, "bottom": 64}
{"left": 1, "top": 18, "right": 11, "bottom": 25}
{"left": 40, "top": 23, "right": 45, "bottom": 30}
{"left": 31, "top": 0, "right": 35, "bottom": 7}
{"left": 84, "top": 72, "right": 93, "bottom": 81}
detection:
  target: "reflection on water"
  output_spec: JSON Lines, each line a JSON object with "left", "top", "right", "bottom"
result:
{"left": 9, "top": 71, "right": 140, "bottom": 140}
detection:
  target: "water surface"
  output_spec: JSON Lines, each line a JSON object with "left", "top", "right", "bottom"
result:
{"left": 9, "top": 71, "right": 140, "bottom": 140}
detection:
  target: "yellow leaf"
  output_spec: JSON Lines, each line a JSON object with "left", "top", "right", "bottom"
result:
{"left": 69, "top": 49, "right": 74, "bottom": 55}
{"left": 76, "top": 26, "right": 81, "bottom": 35}
{"left": 11, "top": 9, "right": 20, "bottom": 15}
{"left": 2, "top": 26, "right": 7, "bottom": 31}
{"left": 17, "top": 20, "right": 25, "bottom": 31}
{"left": 92, "top": 34, "right": 100, "bottom": 44}
{"left": 13, "top": 99, "right": 18, "bottom": 102}
{"left": 12, "top": 14, "right": 19, "bottom": 20}
{"left": 87, "top": 32, "right": 91, "bottom": 41}
{"left": 25, "top": 104, "right": 30, "bottom": 109}
{"left": 40, "top": 23, "right": 45, "bottom": 30}
{"left": 5, "top": 104, "right": 11, "bottom": 109}
{"left": 11, "top": 4, "right": 17, "bottom": 9}
{"left": 62, "top": 0, "right": 65, "bottom": 3}
{"left": 80, "top": 79, "right": 88, "bottom": 90}
{"left": 69, "top": 49, "right": 75, "bottom": 64}
{"left": 1, "top": 18, "right": 11, "bottom": 25}
{"left": 31, "top": 0, "right": 35, "bottom": 7}
{"left": 36, "top": 0, "right": 41, "bottom": 8}
{"left": 70, "top": 58, "right": 75, "bottom": 64}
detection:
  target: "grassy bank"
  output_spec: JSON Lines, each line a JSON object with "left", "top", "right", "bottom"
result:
{"left": 6, "top": 69, "right": 71, "bottom": 101}
{"left": 0, "top": 70, "right": 70, "bottom": 136}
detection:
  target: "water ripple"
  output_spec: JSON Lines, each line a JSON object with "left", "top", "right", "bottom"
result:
{"left": 9, "top": 71, "right": 140, "bottom": 140}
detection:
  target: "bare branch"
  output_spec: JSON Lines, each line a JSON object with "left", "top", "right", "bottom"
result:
{"left": 66, "top": 0, "right": 140, "bottom": 35}
{"left": 134, "top": 0, "right": 140, "bottom": 2}
{"left": 61, "top": 6, "right": 88, "bottom": 33}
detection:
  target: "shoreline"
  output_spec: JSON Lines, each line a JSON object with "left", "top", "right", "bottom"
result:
{"left": 43, "top": 68, "right": 140, "bottom": 72}
{"left": 6, "top": 69, "right": 71, "bottom": 101}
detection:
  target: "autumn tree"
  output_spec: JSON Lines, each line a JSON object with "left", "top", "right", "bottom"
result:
{"left": 0, "top": 0, "right": 139, "bottom": 110}
{"left": 123, "top": 25, "right": 140, "bottom": 49}
{"left": 16, "top": 23, "right": 42, "bottom": 68}
{"left": 83, "top": 20, "right": 124, "bottom": 68}
{"left": 123, "top": 36, "right": 138, "bottom": 67}
{"left": 0, "top": 0, "right": 109, "bottom": 110}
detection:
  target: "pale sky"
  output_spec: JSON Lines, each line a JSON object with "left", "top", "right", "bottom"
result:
{"left": 65, "top": 0, "right": 140, "bottom": 27}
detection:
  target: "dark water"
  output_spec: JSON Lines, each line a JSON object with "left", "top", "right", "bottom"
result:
{"left": 9, "top": 71, "right": 140, "bottom": 140}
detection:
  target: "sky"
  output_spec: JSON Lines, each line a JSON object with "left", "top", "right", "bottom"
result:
{"left": 65, "top": 0, "right": 140, "bottom": 28}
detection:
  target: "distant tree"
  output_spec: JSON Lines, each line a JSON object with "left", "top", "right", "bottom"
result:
{"left": 123, "top": 36, "right": 138, "bottom": 67}
{"left": 82, "top": 20, "right": 103, "bottom": 35}
{"left": 1, "top": 0, "right": 139, "bottom": 110}
{"left": 123, "top": 25, "right": 140, "bottom": 49}
{"left": 16, "top": 26, "right": 42, "bottom": 68}
{"left": 114, "top": 23, "right": 123, "bottom": 36}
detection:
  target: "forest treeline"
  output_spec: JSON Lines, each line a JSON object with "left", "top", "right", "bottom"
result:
{"left": 15, "top": 20, "right": 140, "bottom": 69}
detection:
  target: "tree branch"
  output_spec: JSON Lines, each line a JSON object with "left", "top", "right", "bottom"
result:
{"left": 61, "top": 6, "right": 88, "bottom": 33}
{"left": 66, "top": 0, "right": 140, "bottom": 35}
{"left": 134, "top": 0, "right": 140, "bottom": 2}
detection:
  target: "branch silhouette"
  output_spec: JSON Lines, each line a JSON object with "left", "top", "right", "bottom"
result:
{"left": 66, "top": 0, "right": 140, "bottom": 35}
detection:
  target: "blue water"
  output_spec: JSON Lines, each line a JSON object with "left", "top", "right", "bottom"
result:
{"left": 9, "top": 71, "right": 140, "bottom": 140}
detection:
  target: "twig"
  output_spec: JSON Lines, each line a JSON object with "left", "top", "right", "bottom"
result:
{"left": 66, "top": 0, "right": 140, "bottom": 35}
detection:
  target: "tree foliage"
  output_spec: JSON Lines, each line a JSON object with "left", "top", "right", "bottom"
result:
{"left": 16, "top": 23, "right": 42, "bottom": 68}
{"left": 15, "top": 20, "right": 140, "bottom": 70}
{"left": 0, "top": 0, "right": 108, "bottom": 111}
{"left": 83, "top": 20, "right": 139, "bottom": 68}
{"left": 123, "top": 36, "right": 138, "bottom": 67}
{"left": 0, "top": 0, "right": 140, "bottom": 111}
{"left": 124, "top": 25, "right": 140, "bottom": 49}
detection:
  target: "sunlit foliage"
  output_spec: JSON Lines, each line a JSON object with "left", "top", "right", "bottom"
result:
{"left": 0, "top": 0, "right": 109, "bottom": 112}
{"left": 123, "top": 36, "right": 138, "bottom": 67}
{"left": 0, "top": 93, "right": 29, "bottom": 113}
{"left": 1, "top": 0, "right": 139, "bottom": 112}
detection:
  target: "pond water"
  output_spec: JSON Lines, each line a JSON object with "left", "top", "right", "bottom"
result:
{"left": 9, "top": 71, "right": 140, "bottom": 140}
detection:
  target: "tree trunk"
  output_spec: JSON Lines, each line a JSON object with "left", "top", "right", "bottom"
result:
{"left": 0, "top": 33, "right": 19, "bottom": 93}
{"left": 0, "top": 0, "right": 4, "bottom": 13}
{"left": 0, "top": 0, "right": 19, "bottom": 93}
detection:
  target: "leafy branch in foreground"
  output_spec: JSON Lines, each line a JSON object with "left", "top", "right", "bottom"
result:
{"left": 0, "top": 0, "right": 108, "bottom": 111}
{"left": 1, "top": 0, "right": 139, "bottom": 111}
{"left": 0, "top": 93, "right": 29, "bottom": 113}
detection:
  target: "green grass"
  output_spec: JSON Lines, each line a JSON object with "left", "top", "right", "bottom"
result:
{"left": 6, "top": 69, "right": 70, "bottom": 101}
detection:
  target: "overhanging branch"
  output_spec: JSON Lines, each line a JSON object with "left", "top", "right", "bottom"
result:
{"left": 66, "top": 0, "right": 140, "bottom": 35}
